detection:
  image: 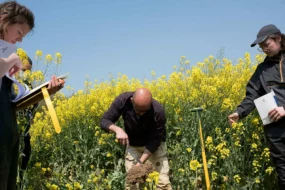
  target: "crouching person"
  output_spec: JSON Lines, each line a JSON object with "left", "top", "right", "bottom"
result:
{"left": 100, "top": 88, "right": 172, "bottom": 190}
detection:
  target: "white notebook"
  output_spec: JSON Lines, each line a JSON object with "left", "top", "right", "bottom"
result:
{"left": 0, "top": 39, "right": 17, "bottom": 90}
{"left": 253, "top": 90, "right": 278, "bottom": 125}
{"left": 7, "top": 73, "right": 69, "bottom": 103}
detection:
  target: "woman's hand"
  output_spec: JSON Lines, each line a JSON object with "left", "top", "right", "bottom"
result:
{"left": 7, "top": 53, "right": 22, "bottom": 76}
{"left": 268, "top": 107, "right": 285, "bottom": 122}
{"left": 228, "top": 112, "right": 239, "bottom": 126}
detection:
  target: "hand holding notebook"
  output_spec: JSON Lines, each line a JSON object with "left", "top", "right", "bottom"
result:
{"left": 9, "top": 73, "right": 68, "bottom": 110}
{"left": 254, "top": 90, "right": 278, "bottom": 125}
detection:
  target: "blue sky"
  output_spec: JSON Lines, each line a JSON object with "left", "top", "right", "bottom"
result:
{"left": 18, "top": 0, "right": 285, "bottom": 93}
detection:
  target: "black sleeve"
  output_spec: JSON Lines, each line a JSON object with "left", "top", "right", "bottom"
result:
{"left": 146, "top": 109, "right": 166, "bottom": 153}
{"left": 236, "top": 67, "right": 263, "bottom": 119}
{"left": 100, "top": 96, "right": 123, "bottom": 132}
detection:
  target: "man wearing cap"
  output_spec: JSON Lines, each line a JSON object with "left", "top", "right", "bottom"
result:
{"left": 100, "top": 88, "right": 172, "bottom": 190}
{"left": 228, "top": 24, "right": 285, "bottom": 188}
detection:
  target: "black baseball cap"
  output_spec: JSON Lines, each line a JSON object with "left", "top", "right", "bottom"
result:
{"left": 251, "top": 24, "right": 281, "bottom": 47}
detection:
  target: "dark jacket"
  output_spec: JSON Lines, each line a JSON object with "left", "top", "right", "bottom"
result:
{"left": 0, "top": 76, "right": 18, "bottom": 146}
{"left": 100, "top": 92, "right": 166, "bottom": 153}
{"left": 237, "top": 51, "right": 285, "bottom": 137}
{"left": 0, "top": 76, "right": 20, "bottom": 190}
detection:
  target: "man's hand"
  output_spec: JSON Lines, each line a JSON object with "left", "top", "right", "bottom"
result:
{"left": 47, "top": 75, "right": 65, "bottom": 95}
{"left": 109, "top": 125, "right": 129, "bottom": 145}
{"left": 228, "top": 112, "right": 239, "bottom": 126}
{"left": 269, "top": 106, "right": 285, "bottom": 122}
{"left": 115, "top": 127, "right": 129, "bottom": 145}
{"left": 134, "top": 162, "right": 142, "bottom": 167}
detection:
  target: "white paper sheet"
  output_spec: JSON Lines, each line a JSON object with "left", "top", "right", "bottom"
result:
{"left": 0, "top": 39, "right": 17, "bottom": 91}
{"left": 254, "top": 90, "right": 278, "bottom": 125}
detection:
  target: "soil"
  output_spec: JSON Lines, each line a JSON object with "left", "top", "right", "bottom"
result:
{"left": 126, "top": 162, "right": 155, "bottom": 184}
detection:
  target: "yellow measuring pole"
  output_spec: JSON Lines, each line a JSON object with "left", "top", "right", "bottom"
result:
{"left": 191, "top": 108, "right": 210, "bottom": 190}
{"left": 198, "top": 114, "right": 210, "bottom": 190}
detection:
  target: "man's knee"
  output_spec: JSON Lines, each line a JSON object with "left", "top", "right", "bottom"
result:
{"left": 156, "top": 185, "right": 172, "bottom": 190}
{"left": 125, "top": 183, "right": 140, "bottom": 190}
{"left": 157, "top": 172, "right": 172, "bottom": 190}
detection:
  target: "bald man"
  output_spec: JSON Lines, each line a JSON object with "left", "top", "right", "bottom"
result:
{"left": 100, "top": 88, "right": 172, "bottom": 190}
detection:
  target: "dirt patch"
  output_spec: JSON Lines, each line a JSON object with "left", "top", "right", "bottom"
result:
{"left": 126, "top": 162, "right": 155, "bottom": 184}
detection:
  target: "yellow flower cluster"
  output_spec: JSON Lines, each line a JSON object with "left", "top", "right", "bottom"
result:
{"left": 17, "top": 48, "right": 28, "bottom": 62}
{"left": 24, "top": 52, "right": 278, "bottom": 189}
{"left": 146, "top": 171, "right": 160, "bottom": 185}
{"left": 189, "top": 160, "right": 202, "bottom": 171}
{"left": 234, "top": 175, "right": 241, "bottom": 184}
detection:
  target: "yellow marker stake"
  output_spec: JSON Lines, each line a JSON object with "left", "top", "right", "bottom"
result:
{"left": 41, "top": 87, "right": 61, "bottom": 133}
{"left": 198, "top": 115, "right": 210, "bottom": 190}
{"left": 191, "top": 108, "right": 210, "bottom": 190}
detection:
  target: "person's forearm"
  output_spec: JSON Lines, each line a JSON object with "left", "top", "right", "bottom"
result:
{"left": 100, "top": 101, "right": 122, "bottom": 132}
{"left": 0, "top": 58, "right": 14, "bottom": 77}
{"left": 108, "top": 124, "right": 119, "bottom": 133}
{"left": 139, "top": 149, "right": 152, "bottom": 163}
